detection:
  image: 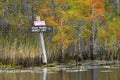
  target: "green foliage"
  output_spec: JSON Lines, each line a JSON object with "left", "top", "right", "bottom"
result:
{"left": 52, "top": 26, "right": 76, "bottom": 48}
{"left": 1, "top": 0, "right": 120, "bottom": 65}
{"left": 81, "top": 25, "right": 91, "bottom": 42}
{"left": 0, "top": 2, "right": 4, "bottom": 16}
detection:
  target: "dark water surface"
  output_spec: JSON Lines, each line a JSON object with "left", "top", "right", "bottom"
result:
{"left": 0, "top": 64, "right": 120, "bottom": 80}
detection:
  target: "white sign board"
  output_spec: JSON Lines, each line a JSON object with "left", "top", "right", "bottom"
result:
{"left": 34, "top": 21, "right": 46, "bottom": 26}
{"left": 31, "top": 26, "right": 48, "bottom": 32}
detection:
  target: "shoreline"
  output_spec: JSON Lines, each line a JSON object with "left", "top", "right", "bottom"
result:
{"left": 0, "top": 60, "right": 119, "bottom": 71}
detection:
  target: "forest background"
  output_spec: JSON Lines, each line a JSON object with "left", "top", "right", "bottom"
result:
{"left": 0, "top": 0, "right": 120, "bottom": 67}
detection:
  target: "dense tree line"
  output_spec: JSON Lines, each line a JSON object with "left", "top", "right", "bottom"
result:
{"left": 0, "top": 0, "right": 120, "bottom": 66}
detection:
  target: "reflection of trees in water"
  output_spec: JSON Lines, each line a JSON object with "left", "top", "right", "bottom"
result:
{"left": 77, "top": 71, "right": 86, "bottom": 80}
{"left": 105, "top": 72, "right": 110, "bottom": 80}
{"left": 57, "top": 70, "right": 65, "bottom": 80}
{"left": 91, "top": 69, "right": 100, "bottom": 80}
{"left": 58, "top": 68, "right": 100, "bottom": 80}
{"left": 62, "top": 70, "right": 65, "bottom": 80}
{"left": 1, "top": 67, "right": 120, "bottom": 80}
{"left": 114, "top": 69, "right": 120, "bottom": 80}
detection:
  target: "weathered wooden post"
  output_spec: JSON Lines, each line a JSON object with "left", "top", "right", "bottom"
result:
{"left": 31, "top": 16, "right": 51, "bottom": 64}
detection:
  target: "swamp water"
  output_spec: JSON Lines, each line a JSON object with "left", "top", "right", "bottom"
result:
{"left": 0, "top": 61, "right": 120, "bottom": 80}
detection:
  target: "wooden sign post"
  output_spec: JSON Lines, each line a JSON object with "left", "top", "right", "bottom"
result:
{"left": 32, "top": 16, "right": 51, "bottom": 64}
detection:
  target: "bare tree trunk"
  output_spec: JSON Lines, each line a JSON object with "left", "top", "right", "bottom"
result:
{"left": 90, "top": 2, "right": 96, "bottom": 60}
{"left": 76, "top": 22, "right": 84, "bottom": 63}
{"left": 61, "top": 18, "right": 65, "bottom": 62}
{"left": 116, "top": 0, "right": 120, "bottom": 15}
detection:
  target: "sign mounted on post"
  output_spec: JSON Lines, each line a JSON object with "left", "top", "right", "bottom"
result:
{"left": 31, "top": 16, "right": 51, "bottom": 64}
{"left": 32, "top": 19, "right": 51, "bottom": 33}
{"left": 34, "top": 21, "right": 46, "bottom": 26}
{"left": 31, "top": 27, "right": 47, "bottom": 32}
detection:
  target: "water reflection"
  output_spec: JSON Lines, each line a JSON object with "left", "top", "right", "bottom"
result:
{"left": 105, "top": 71, "right": 110, "bottom": 80}
{"left": 41, "top": 68, "right": 47, "bottom": 80}
{"left": 60, "top": 70, "right": 65, "bottom": 80}
{"left": 90, "top": 69, "right": 100, "bottom": 80}
{"left": 0, "top": 66, "right": 120, "bottom": 80}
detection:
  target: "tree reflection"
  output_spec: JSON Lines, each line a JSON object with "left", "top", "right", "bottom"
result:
{"left": 91, "top": 69, "right": 100, "bottom": 80}
{"left": 105, "top": 72, "right": 110, "bottom": 80}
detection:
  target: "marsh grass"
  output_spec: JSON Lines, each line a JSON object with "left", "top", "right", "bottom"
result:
{"left": 0, "top": 35, "right": 62, "bottom": 67}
